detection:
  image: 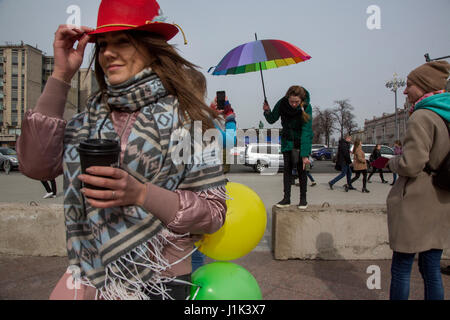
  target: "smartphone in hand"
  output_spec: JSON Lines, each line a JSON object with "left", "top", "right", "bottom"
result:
{"left": 216, "top": 91, "right": 226, "bottom": 110}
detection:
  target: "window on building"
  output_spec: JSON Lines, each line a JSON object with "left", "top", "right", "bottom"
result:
{"left": 11, "top": 75, "right": 18, "bottom": 89}
{"left": 12, "top": 50, "right": 18, "bottom": 65}
{"left": 11, "top": 110, "right": 18, "bottom": 126}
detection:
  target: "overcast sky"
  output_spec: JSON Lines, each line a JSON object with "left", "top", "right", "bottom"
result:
{"left": 1, "top": 0, "right": 449, "bottom": 130}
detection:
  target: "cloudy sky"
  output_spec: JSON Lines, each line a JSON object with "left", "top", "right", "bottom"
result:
{"left": 1, "top": 0, "right": 449, "bottom": 130}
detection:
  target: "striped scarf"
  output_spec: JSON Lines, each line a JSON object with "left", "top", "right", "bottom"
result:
{"left": 62, "top": 68, "right": 226, "bottom": 299}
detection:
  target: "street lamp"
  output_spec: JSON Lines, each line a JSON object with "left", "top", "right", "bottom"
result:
{"left": 385, "top": 73, "right": 405, "bottom": 142}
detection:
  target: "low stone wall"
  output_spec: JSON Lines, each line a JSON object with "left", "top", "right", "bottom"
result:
{"left": 0, "top": 203, "right": 66, "bottom": 256}
{"left": 272, "top": 204, "right": 450, "bottom": 260}
{"left": 1, "top": 202, "right": 449, "bottom": 260}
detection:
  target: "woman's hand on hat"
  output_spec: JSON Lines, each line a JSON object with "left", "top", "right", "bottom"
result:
{"left": 78, "top": 166, "right": 147, "bottom": 209}
{"left": 52, "top": 24, "right": 94, "bottom": 84}
{"left": 263, "top": 101, "right": 270, "bottom": 112}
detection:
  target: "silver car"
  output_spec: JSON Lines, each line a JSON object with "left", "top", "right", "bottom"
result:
{"left": 244, "top": 143, "right": 283, "bottom": 173}
{"left": 0, "top": 147, "right": 19, "bottom": 174}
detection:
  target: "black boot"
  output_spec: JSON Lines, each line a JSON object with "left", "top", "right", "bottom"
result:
{"left": 362, "top": 188, "right": 370, "bottom": 193}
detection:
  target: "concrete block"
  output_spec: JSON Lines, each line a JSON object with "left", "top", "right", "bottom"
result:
{"left": 272, "top": 204, "right": 450, "bottom": 260}
{"left": 0, "top": 203, "right": 66, "bottom": 256}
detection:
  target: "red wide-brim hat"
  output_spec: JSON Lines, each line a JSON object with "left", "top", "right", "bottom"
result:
{"left": 88, "top": 0, "right": 181, "bottom": 43}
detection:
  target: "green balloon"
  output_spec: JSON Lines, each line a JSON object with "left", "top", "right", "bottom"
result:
{"left": 190, "top": 262, "right": 262, "bottom": 300}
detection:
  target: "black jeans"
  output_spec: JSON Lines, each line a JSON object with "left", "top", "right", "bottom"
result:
{"left": 41, "top": 180, "right": 57, "bottom": 195}
{"left": 282, "top": 151, "right": 307, "bottom": 203}
{"left": 368, "top": 167, "right": 385, "bottom": 182}
{"left": 351, "top": 169, "right": 368, "bottom": 189}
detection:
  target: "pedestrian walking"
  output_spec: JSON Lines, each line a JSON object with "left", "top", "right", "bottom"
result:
{"left": 386, "top": 60, "right": 450, "bottom": 300}
{"left": 263, "top": 85, "right": 313, "bottom": 209}
{"left": 367, "top": 144, "right": 388, "bottom": 184}
{"left": 41, "top": 179, "right": 57, "bottom": 198}
{"left": 306, "top": 155, "right": 317, "bottom": 186}
{"left": 390, "top": 140, "right": 403, "bottom": 185}
{"left": 328, "top": 134, "right": 354, "bottom": 191}
{"left": 349, "top": 139, "right": 369, "bottom": 193}
{"left": 17, "top": 0, "right": 227, "bottom": 300}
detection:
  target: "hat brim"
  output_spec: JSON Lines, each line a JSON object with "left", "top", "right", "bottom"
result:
{"left": 87, "top": 22, "right": 179, "bottom": 43}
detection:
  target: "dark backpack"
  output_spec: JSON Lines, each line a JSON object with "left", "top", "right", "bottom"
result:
{"left": 424, "top": 115, "right": 450, "bottom": 191}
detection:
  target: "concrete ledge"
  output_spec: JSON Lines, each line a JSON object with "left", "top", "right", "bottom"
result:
{"left": 2, "top": 202, "right": 449, "bottom": 260}
{"left": 272, "top": 204, "right": 450, "bottom": 260}
{"left": 0, "top": 203, "right": 66, "bottom": 257}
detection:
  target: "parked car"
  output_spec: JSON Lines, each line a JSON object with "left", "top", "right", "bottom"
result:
{"left": 244, "top": 143, "right": 283, "bottom": 173}
{"left": 311, "top": 144, "right": 328, "bottom": 152}
{"left": 0, "top": 147, "right": 19, "bottom": 174}
{"left": 311, "top": 147, "right": 334, "bottom": 161}
{"left": 330, "top": 147, "right": 338, "bottom": 163}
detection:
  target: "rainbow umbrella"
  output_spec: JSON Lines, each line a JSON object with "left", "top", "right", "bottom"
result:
{"left": 210, "top": 34, "right": 311, "bottom": 102}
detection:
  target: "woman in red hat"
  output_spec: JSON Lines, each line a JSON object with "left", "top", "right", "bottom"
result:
{"left": 17, "top": 0, "right": 227, "bottom": 300}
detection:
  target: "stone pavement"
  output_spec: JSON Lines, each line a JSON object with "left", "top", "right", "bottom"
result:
{"left": 1, "top": 252, "right": 449, "bottom": 300}
{"left": 0, "top": 171, "right": 449, "bottom": 300}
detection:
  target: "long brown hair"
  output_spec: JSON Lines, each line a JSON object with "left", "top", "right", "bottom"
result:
{"left": 284, "top": 85, "right": 310, "bottom": 123}
{"left": 90, "top": 31, "right": 218, "bottom": 131}
{"left": 353, "top": 138, "right": 361, "bottom": 153}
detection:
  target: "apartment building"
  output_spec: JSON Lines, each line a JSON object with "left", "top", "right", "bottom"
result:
{"left": 364, "top": 79, "right": 449, "bottom": 146}
{"left": 0, "top": 43, "right": 97, "bottom": 148}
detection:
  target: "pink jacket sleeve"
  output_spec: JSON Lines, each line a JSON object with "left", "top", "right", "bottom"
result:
{"left": 167, "top": 187, "right": 227, "bottom": 235}
{"left": 17, "top": 77, "right": 70, "bottom": 180}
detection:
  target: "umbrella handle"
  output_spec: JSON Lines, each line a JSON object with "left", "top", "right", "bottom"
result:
{"left": 255, "top": 33, "right": 268, "bottom": 103}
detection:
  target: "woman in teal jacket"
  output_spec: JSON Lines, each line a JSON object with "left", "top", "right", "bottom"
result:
{"left": 263, "top": 85, "right": 313, "bottom": 209}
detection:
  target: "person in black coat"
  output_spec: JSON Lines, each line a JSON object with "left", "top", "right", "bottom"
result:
{"left": 367, "top": 144, "right": 388, "bottom": 183}
{"left": 328, "top": 134, "right": 355, "bottom": 191}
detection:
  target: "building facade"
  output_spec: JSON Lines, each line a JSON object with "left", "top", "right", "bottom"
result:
{"left": 0, "top": 43, "right": 97, "bottom": 148}
{"left": 363, "top": 102, "right": 410, "bottom": 146}
{"left": 364, "top": 80, "right": 449, "bottom": 147}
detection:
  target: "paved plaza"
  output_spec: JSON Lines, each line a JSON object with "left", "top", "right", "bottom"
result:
{"left": 0, "top": 168, "right": 449, "bottom": 300}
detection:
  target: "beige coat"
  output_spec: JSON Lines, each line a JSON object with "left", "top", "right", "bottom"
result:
{"left": 387, "top": 109, "right": 450, "bottom": 253}
{"left": 352, "top": 145, "right": 367, "bottom": 171}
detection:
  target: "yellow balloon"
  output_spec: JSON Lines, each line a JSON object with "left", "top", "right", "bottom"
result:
{"left": 196, "top": 182, "right": 267, "bottom": 261}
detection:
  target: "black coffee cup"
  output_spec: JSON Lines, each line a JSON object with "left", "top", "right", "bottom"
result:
{"left": 77, "top": 139, "right": 121, "bottom": 190}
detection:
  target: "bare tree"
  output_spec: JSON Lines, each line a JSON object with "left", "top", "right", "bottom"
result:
{"left": 313, "top": 106, "right": 335, "bottom": 146}
{"left": 312, "top": 106, "right": 324, "bottom": 144}
{"left": 332, "top": 99, "right": 358, "bottom": 139}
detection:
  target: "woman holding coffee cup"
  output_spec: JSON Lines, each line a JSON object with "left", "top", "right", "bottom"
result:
{"left": 17, "top": 0, "right": 227, "bottom": 300}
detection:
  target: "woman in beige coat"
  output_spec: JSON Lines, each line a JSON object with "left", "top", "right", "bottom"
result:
{"left": 386, "top": 60, "right": 450, "bottom": 300}
{"left": 349, "top": 139, "right": 369, "bottom": 193}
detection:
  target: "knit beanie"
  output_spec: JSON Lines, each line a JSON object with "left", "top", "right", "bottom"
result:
{"left": 407, "top": 60, "right": 450, "bottom": 93}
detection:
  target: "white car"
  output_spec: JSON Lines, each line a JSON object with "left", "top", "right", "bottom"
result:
{"left": 244, "top": 143, "right": 283, "bottom": 173}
